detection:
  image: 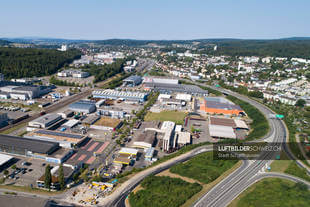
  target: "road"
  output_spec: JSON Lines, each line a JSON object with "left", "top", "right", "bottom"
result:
{"left": 100, "top": 145, "right": 214, "bottom": 207}
{"left": 0, "top": 89, "right": 92, "bottom": 133}
{"left": 192, "top": 85, "right": 309, "bottom": 207}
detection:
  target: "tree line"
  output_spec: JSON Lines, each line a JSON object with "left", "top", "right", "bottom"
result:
{"left": 0, "top": 47, "right": 81, "bottom": 79}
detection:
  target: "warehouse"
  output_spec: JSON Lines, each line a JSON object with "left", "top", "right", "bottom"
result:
{"left": 0, "top": 134, "right": 59, "bottom": 157}
{"left": 92, "top": 89, "right": 148, "bottom": 103}
{"left": 123, "top": 75, "right": 142, "bottom": 86}
{"left": 37, "top": 165, "right": 75, "bottom": 190}
{"left": 175, "top": 132, "right": 191, "bottom": 146}
{"left": 145, "top": 147, "right": 155, "bottom": 161}
{"left": 26, "top": 129, "right": 87, "bottom": 148}
{"left": 176, "top": 93, "right": 192, "bottom": 102}
{"left": 62, "top": 119, "right": 80, "bottom": 129}
{"left": 132, "top": 131, "right": 156, "bottom": 149}
{"left": 57, "top": 110, "right": 74, "bottom": 119}
{"left": 209, "top": 124, "right": 236, "bottom": 139}
{"left": 113, "top": 155, "right": 131, "bottom": 165}
{"left": 0, "top": 153, "right": 14, "bottom": 172}
{"left": 143, "top": 76, "right": 179, "bottom": 85}
{"left": 144, "top": 82, "right": 208, "bottom": 96}
{"left": 90, "top": 116, "right": 122, "bottom": 131}
{"left": 157, "top": 94, "right": 171, "bottom": 101}
{"left": 69, "top": 100, "right": 96, "bottom": 114}
{"left": 119, "top": 147, "right": 138, "bottom": 156}
{"left": 28, "top": 113, "right": 62, "bottom": 129}
{"left": 210, "top": 117, "right": 248, "bottom": 130}
{"left": 200, "top": 100, "right": 244, "bottom": 115}
{"left": 57, "top": 69, "right": 89, "bottom": 78}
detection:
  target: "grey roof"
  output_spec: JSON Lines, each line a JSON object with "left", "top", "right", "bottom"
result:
{"left": 12, "top": 86, "right": 39, "bottom": 92}
{"left": 145, "top": 83, "right": 208, "bottom": 94}
{"left": 35, "top": 130, "right": 84, "bottom": 139}
{"left": 0, "top": 134, "right": 59, "bottom": 154}
{"left": 206, "top": 101, "right": 242, "bottom": 111}
{"left": 69, "top": 100, "right": 96, "bottom": 110}
{"left": 123, "top": 75, "right": 142, "bottom": 83}
{"left": 31, "top": 114, "right": 62, "bottom": 125}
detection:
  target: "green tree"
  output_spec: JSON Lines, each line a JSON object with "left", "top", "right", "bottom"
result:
{"left": 59, "top": 164, "right": 65, "bottom": 190}
{"left": 3, "top": 170, "right": 9, "bottom": 176}
{"left": 295, "top": 99, "right": 306, "bottom": 107}
{"left": 11, "top": 165, "right": 16, "bottom": 170}
{"left": 44, "top": 165, "right": 52, "bottom": 189}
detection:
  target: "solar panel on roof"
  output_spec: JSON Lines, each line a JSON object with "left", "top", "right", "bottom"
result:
{"left": 35, "top": 130, "right": 83, "bottom": 139}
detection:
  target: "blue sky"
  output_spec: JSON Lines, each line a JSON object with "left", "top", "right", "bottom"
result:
{"left": 0, "top": 0, "right": 309, "bottom": 40}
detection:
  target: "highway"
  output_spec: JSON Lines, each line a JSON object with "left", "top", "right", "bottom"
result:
{"left": 100, "top": 145, "right": 214, "bottom": 207}
{"left": 192, "top": 85, "right": 309, "bottom": 207}
{"left": 102, "top": 82, "right": 309, "bottom": 207}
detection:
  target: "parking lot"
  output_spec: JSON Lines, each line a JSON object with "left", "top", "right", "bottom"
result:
{"left": 1, "top": 155, "right": 57, "bottom": 187}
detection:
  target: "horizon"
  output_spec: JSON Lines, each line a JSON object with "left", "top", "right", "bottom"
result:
{"left": 1, "top": 0, "right": 310, "bottom": 40}
{"left": 2, "top": 36, "right": 310, "bottom": 41}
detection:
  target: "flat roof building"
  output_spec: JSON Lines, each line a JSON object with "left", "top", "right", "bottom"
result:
{"left": 144, "top": 82, "right": 208, "bottom": 96}
{"left": 200, "top": 100, "right": 244, "bottom": 115}
{"left": 29, "top": 114, "right": 62, "bottom": 129}
{"left": 92, "top": 89, "right": 148, "bottom": 102}
{"left": 123, "top": 75, "right": 142, "bottom": 86}
{"left": 69, "top": 100, "right": 96, "bottom": 114}
{"left": 0, "top": 134, "right": 59, "bottom": 156}
{"left": 26, "top": 129, "right": 87, "bottom": 148}
{"left": 132, "top": 131, "right": 156, "bottom": 149}
{"left": 209, "top": 125, "right": 236, "bottom": 139}
{"left": 119, "top": 147, "right": 138, "bottom": 156}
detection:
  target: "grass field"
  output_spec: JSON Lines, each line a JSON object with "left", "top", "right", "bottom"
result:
{"left": 144, "top": 110, "right": 187, "bottom": 125}
{"left": 93, "top": 116, "right": 121, "bottom": 128}
{"left": 270, "top": 152, "right": 310, "bottom": 182}
{"left": 129, "top": 175, "right": 202, "bottom": 207}
{"left": 228, "top": 178, "right": 310, "bottom": 207}
{"left": 170, "top": 152, "right": 238, "bottom": 184}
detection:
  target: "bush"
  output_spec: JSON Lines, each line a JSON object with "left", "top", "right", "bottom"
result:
{"left": 129, "top": 176, "right": 202, "bottom": 207}
{"left": 170, "top": 152, "right": 237, "bottom": 184}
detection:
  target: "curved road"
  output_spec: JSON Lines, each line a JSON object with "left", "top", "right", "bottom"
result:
{"left": 192, "top": 85, "right": 309, "bottom": 207}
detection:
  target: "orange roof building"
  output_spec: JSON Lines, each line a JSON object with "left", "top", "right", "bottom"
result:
{"left": 200, "top": 100, "right": 244, "bottom": 115}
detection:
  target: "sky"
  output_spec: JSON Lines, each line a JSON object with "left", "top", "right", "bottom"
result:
{"left": 0, "top": 0, "right": 309, "bottom": 40}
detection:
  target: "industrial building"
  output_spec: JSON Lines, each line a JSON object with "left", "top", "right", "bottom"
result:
{"left": 144, "top": 82, "right": 208, "bottom": 96}
{"left": 200, "top": 99, "right": 244, "bottom": 115}
{"left": 57, "top": 110, "right": 74, "bottom": 119}
{"left": 57, "top": 69, "right": 89, "bottom": 78}
{"left": 0, "top": 85, "right": 51, "bottom": 100}
{"left": 132, "top": 131, "right": 156, "bottom": 149}
{"left": 0, "top": 153, "right": 14, "bottom": 171}
{"left": 90, "top": 116, "right": 122, "bottom": 131}
{"left": 143, "top": 76, "right": 179, "bottom": 85}
{"left": 209, "top": 124, "right": 236, "bottom": 139}
{"left": 176, "top": 93, "right": 192, "bottom": 101}
{"left": 0, "top": 134, "right": 59, "bottom": 157}
{"left": 97, "top": 108, "right": 125, "bottom": 119}
{"left": 37, "top": 165, "right": 75, "bottom": 190}
{"left": 119, "top": 148, "right": 138, "bottom": 156}
{"left": 123, "top": 75, "right": 142, "bottom": 86}
{"left": 28, "top": 114, "right": 62, "bottom": 129}
{"left": 0, "top": 112, "right": 8, "bottom": 127}
{"left": 209, "top": 117, "right": 248, "bottom": 130}
{"left": 92, "top": 89, "right": 148, "bottom": 103}
{"left": 145, "top": 147, "right": 155, "bottom": 161}
{"left": 69, "top": 100, "right": 96, "bottom": 114}
{"left": 26, "top": 129, "right": 87, "bottom": 148}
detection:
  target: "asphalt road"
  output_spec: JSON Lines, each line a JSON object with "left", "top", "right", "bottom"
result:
{"left": 100, "top": 145, "right": 214, "bottom": 207}
{"left": 0, "top": 89, "right": 92, "bottom": 133}
{"left": 191, "top": 85, "right": 309, "bottom": 207}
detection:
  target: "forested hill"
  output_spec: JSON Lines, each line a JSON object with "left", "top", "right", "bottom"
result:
{"left": 0, "top": 40, "right": 11, "bottom": 46}
{"left": 204, "top": 40, "right": 310, "bottom": 59}
{"left": 0, "top": 47, "right": 81, "bottom": 79}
